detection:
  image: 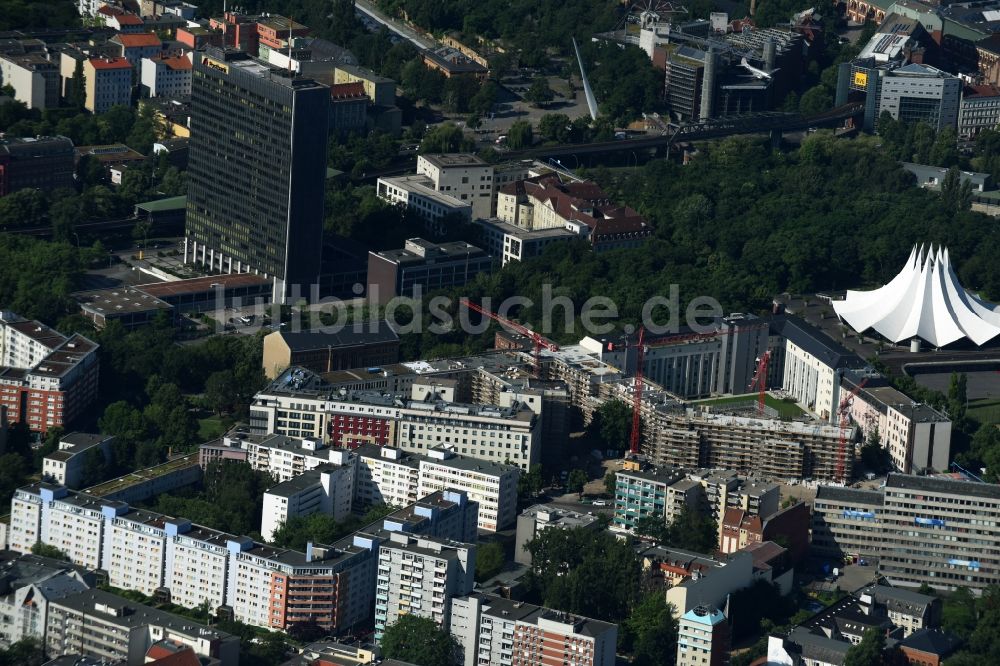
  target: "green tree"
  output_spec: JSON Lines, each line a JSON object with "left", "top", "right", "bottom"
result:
{"left": 525, "top": 527, "right": 640, "bottom": 622}
{"left": 506, "top": 120, "right": 533, "bottom": 149}
{"left": 69, "top": 59, "right": 86, "bottom": 109}
{"left": 0, "top": 189, "right": 48, "bottom": 229}
{"left": 666, "top": 506, "right": 718, "bottom": 554}
{"left": 419, "top": 123, "right": 475, "bottom": 154}
{"left": 844, "top": 628, "right": 886, "bottom": 666}
{"left": 0, "top": 637, "right": 44, "bottom": 666}
{"left": 0, "top": 452, "right": 28, "bottom": 505}
{"left": 941, "top": 166, "right": 973, "bottom": 212}
{"left": 634, "top": 514, "right": 668, "bottom": 543}
{"left": 518, "top": 463, "right": 544, "bottom": 499}
{"left": 475, "top": 542, "right": 506, "bottom": 582}
{"left": 204, "top": 370, "right": 237, "bottom": 415}
{"left": 525, "top": 76, "right": 555, "bottom": 106}
{"left": 942, "top": 586, "right": 978, "bottom": 638}
{"left": 566, "top": 468, "right": 588, "bottom": 495}
{"left": 799, "top": 84, "right": 833, "bottom": 116}
{"left": 623, "top": 593, "right": 678, "bottom": 666}
{"left": 539, "top": 113, "right": 572, "bottom": 143}
{"left": 588, "top": 399, "right": 631, "bottom": 453}
{"left": 604, "top": 471, "right": 617, "bottom": 495}
{"left": 30, "top": 541, "right": 70, "bottom": 561}
{"left": 469, "top": 81, "right": 498, "bottom": 117}
{"left": 380, "top": 615, "right": 459, "bottom": 666}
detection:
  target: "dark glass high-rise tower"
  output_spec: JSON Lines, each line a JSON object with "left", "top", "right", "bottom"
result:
{"left": 185, "top": 47, "right": 329, "bottom": 303}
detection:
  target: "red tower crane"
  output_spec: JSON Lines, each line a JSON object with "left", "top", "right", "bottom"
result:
{"left": 748, "top": 351, "right": 772, "bottom": 415}
{"left": 460, "top": 299, "right": 559, "bottom": 376}
{"left": 629, "top": 326, "right": 646, "bottom": 456}
{"left": 836, "top": 378, "right": 868, "bottom": 483}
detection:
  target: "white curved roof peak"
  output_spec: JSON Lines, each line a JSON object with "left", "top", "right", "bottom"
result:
{"left": 832, "top": 244, "right": 1000, "bottom": 347}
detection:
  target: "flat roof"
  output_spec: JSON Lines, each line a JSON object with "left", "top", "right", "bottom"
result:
{"left": 887, "top": 472, "right": 1000, "bottom": 500}
{"left": 50, "top": 588, "right": 236, "bottom": 642}
{"left": 136, "top": 273, "right": 271, "bottom": 298}
{"left": 74, "top": 286, "right": 173, "bottom": 315}
{"left": 815, "top": 485, "right": 884, "bottom": 505}
{"left": 377, "top": 174, "right": 470, "bottom": 209}
{"left": 272, "top": 323, "right": 399, "bottom": 352}
{"left": 419, "top": 153, "right": 488, "bottom": 168}
{"left": 134, "top": 195, "right": 187, "bottom": 213}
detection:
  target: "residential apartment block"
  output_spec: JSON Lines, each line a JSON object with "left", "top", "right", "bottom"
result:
{"left": 450, "top": 593, "right": 618, "bottom": 666}
{"left": 417, "top": 449, "right": 519, "bottom": 531}
{"left": 374, "top": 532, "right": 476, "bottom": 642}
{"left": 261, "top": 463, "right": 355, "bottom": 541}
{"left": 140, "top": 54, "right": 192, "bottom": 98}
{"left": 612, "top": 465, "right": 779, "bottom": 536}
{"left": 677, "top": 605, "right": 729, "bottom": 666}
{"left": 355, "top": 445, "right": 519, "bottom": 532}
{"left": 250, "top": 371, "right": 542, "bottom": 470}
{"left": 0, "top": 52, "right": 60, "bottom": 109}
{"left": 0, "top": 312, "right": 100, "bottom": 434}
{"left": 10, "top": 482, "right": 478, "bottom": 632}
{"left": 844, "top": 371, "right": 952, "bottom": 474}
{"left": 45, "top": 588, "right": 239, "bottom": 665}
{"left": 0, "top": 552, "right": 93, "bottom": 649}
{"left": 110, "top": 32, "right": 163, "bottom": 68}
{"left": 812, "top": 474, "right": 1000, "bottom": 592}
{"left": 84, "top": 57, "right": 133, "bottom": 113}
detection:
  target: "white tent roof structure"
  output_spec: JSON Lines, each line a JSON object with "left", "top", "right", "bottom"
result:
{"left": 833, "top": 244, "right": 1000, "bottom": 347}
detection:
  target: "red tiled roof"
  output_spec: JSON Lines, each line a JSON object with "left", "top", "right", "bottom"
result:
{"left": 146, "top": 645, "right": 200, "bottom": 666}
{"left": 88, "top": 57, "right": 132, "bottom": 70}
{"left": 509, "top": 172, "right": 650, "bottom": 238}
{"left": 330, "top": 81, "right": 367, "bottom": 100}
{"left": 115, "top": 13, "right": 143, "bottom": 25}
{"left": 116, "top": 33, "right": 162, "bottom": 48}
{"left": 156, "top": 55, "right": 192, "bottom": 70}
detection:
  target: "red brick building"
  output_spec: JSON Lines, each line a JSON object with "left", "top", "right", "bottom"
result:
{"left": 0, "top": 313, "right": 100, "bottom": 434}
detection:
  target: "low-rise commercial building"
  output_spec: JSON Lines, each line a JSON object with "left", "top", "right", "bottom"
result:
{"left": 262, "top": 323, "right": 400, "bottom": 379}
{"left": 0, "top": 136, "right": 75, "bottom": 196}
{"left": 74, "top": 287, "right": 174, "bottom": 330}
{"left": 333, "top": 64, "right": 395, "bottom": 106}
{"left": 41, "top": 433, "right": 114, "bottom": 489}
{"left": 376, "top": 176, "right": 472, "bottom": 236}
{"left": 450, "top": 593, "right": 617, "bottom": 666}
{"left": 476, "top": 217, "right": 578, "bottom": 266}
{"left": 416, "top": 154, "right": 494, "bottom": 220}
{"left": 514, "top": 504, "right": 601, "bottom": 565}
{"left": 367, "top": 238, "right": 492, "bottom": 304}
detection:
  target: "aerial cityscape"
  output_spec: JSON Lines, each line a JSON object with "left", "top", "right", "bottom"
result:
{"left": 1, "top": 0, "right": 1000, "bottom": 664}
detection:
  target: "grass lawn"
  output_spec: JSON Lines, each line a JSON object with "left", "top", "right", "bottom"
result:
{"left": 693, "top": 393, "right": 807, "bottom": 419}
{"left": 198, "top": 415, "right": 226, "bottom": 440}
{"left": 967, "top": 398, "right": 1000, "bottom": 426}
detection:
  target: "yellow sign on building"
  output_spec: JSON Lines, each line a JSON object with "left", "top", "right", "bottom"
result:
{"left": 853, "top": 71, "right": 868, "bottom": 88}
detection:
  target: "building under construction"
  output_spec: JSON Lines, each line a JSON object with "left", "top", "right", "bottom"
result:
{"left": 643, "top": 406, "right": 852, "bottom": 480}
